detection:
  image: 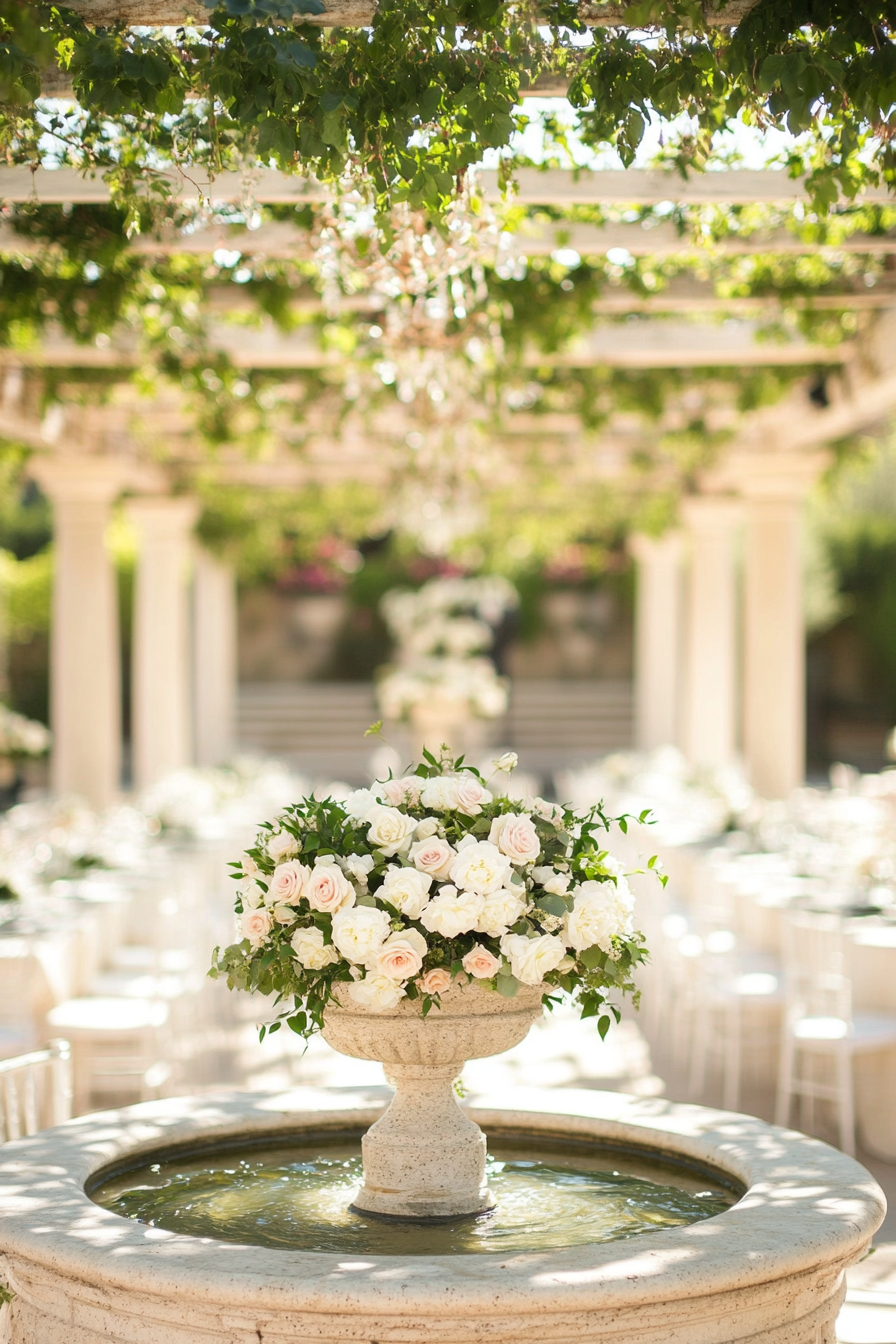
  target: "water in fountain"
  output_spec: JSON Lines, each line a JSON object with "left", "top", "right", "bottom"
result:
{"left": 91, "top": 1132, "right": 737, "bottom": 1256}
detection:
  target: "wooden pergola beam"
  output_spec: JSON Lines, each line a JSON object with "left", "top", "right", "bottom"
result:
{"left": 1, "top": 316, "right": 847, "bottom": 370}
{"left": 2, "top": 165, "right": 892, "bottom": 207}
{"left": 60, "top": 0, "right": 758, "bottom": 27}
{"left": 5, "top": 216, "right": 892, "bottom": 260}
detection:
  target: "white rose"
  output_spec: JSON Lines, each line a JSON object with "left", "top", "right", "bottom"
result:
{"left": 415, "top": 816, "right": 439, "bottom": 839}
{"left": 410, "top": 836, "right": 456, "bottom": 880}
{"left": 304, "top": 860, "right": 356, "bottom": 914}
{"left": 241, "top": 855, "right": 259, "bottom": 877}
{"left": 488, "top": 813, "right": 541, "bottom": 866}
{"left": 348, "top": 974, "right": 407, "bottom": 1012}
{"left": 291, "top": 926, "right": 339, "bottom": 970}
{"left": 342, "top": 787, "right": 383, "bottom": 821}
{"left": 366, "top": 804, "right": 418, "bottom": 857}
{"left": 380, "top": 865, "right": 433, "bottom": 918}
{"left": 534, "top": 797, "right": 564, "bottom": 824}
{"left": 331, "top": 906, "right": 392, "bottom": 964}
{"left": 374, "top": 929, "right": 428, "bottom": 980}
{"left": 420, "top": 886, "right": 484, "bottom": 938}
{"left": 597, "top": 855, "right": 626, "bottom": 880}
{"left": 266, "top": 829, "right": 300, "bottom": 862}
{"left": 240, "top": 907, "right": 272, "bottom": 948}
{"left": 449, "top": 840, "right": 512, "bottom": 895}
{"left": 492, "top": 751, "right": 518, "bottom": 773}
{"left": 339, "top": 853, "right": 376, "bottom": 887}
{"left": 454, "top": 778, "right": 493, "bottom": 817}
{"left": 543, "top": 873, "right": 571, "bottom": 896}
{"left": 241, "top": 881, "right": 266, "bottom": 910}
{"left": 476, "top": 887, "right": 527, "bottom": 937}
{"left": 268, "top": 860, "right": 311, "bottom": 905}
{"left": 500, "top": 932, "right": 566, "bottom": 985}
{"left": 420, "top": 777, "right": 461, "bottom": 811}
{"left": 462, "top": 945, "right": 502, "bottom": 979}
{"left": 566, "top": 880, "right": 635, "bottom": 955}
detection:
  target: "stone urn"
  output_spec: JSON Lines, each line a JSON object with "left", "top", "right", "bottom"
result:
{"left": 321, "top": 979, "right": 544, "bottom": 1219}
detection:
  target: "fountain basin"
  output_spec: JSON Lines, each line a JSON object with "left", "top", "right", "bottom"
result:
{"left": 0, "top": 1085, "right": 885, "bottom": 1344}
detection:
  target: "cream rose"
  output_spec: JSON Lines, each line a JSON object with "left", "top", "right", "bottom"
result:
{"left": 462, "top": 945, "right": 502, "bottom": 979}
{"left": 380, "top": 865, "right": 433, "bottom": 918}
{"left": 489, "top": 813, "right": 541, "bottom": 865}
{"left": 241, "top": 881, "right": 266, "bottom": 910}
{"left": 366, "top": 804, "right": 418, "bottom": 857}
{"left": 420, "top": 886, "right": 484, "bottom": 938}
{"left": 449, "top": 840, "right": 512, "bottom": 895}
{"left": 331, "top": 906, "right": 392, "bottom": 964}
{"left": 347, "top": 973, "right": 406, "bottom": 1012}
{"left": 420, "top": 776, "right": 461, "bottom": 811}
{"left": 240, "top": 907, "right": 272, "bottom": 948}
{"left": 454, "top": 778, "right": 493, "bottom": 817}
{"left": 410, "top": 836, "right": 456, "bottom": 880}
{"left": 419, "top": 967, "right": 452, "bottom": 994}
{"left": 492, "top": 751, "right": 519, "bottom": 773}
{"left": 542, "top": 873, "right": 571, "bottom": 896}
{"left": 566, "top": 880, "right": 634, "bottom": 955}
{"left": 476, "top": 887, "right": 527, "bottom": 937}
{"left": 415, "top": 816, "right": 439, "bottom": 839}
{"left": 373, "top": 929, "right": 428, "bottom": 981}
{"left": 304, "top": 861, "right": 356, "bottom": 914}
{"left": 500, "top": 932, "right": 566, "bottom": 985}
{"left": 266, "top": 829, "right": 299, "bottom": 862}
{"left": 241, "top": 854, "right": 259, "bottom": 877}
{"left": 268, "top": 860, "right": 311, "bottom": 905}
{"left": 290, "top": 926, "right": 339, "bottom": 970}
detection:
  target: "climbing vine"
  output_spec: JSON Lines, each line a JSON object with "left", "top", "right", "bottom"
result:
{"left": 0, "top": 0, "right": 891, "bottom": 219}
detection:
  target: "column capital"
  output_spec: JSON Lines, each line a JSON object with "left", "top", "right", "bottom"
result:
{"left": 127, "top": 494, "right": 200, "bottom": 535}
{"left": 29, "top": 453, "right": 129, "bottom": 504}
{"left": 726, "top": 449, "right": 829, "bottom": 502}
{"left": 628, "top": 530, "right": 683, "bottom": 563}
{"left": 680, "top": 494, "right": 743, "bottom": 530}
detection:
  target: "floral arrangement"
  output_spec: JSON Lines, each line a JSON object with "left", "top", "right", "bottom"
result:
{"left": 210, "top": 750, "right": 651, "bottom": 1041}
{"left": 377, "top": 575, "right": 517, "bottom": 724}
{"left": 0, "top": 706, "right": 51, "bottom": 758}
{"left": 377, "top": 657, "right": 509, "bottom": 722}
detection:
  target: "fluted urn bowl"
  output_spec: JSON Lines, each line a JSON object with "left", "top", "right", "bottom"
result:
{"left": 321, "top": 979, "right": 545, "bottom": 1218}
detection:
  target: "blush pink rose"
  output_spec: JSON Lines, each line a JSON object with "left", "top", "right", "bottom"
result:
{"left": 409, "top": 836, "right": 456, "bottom": 881}
{"left": 267, "top": 860, "right": 311, "bottom": 904}
{"left": 373, "top": 929, "right": 428, "bottom": 981}
{"left": 304, "top": 863, "right": 356, "bottom": 913}
{"left": 240, "top": 907, "right": 272, "bottom": 947}
{"left": 454, "top": 778, "right": 493, "bottom": 817}
{"left": 419, "top": 967, "right": 452, "bottom": 994}
{"left": 489, "top": 813, "right": 541, "bottom": 865}
{"left": 380, "top": 776, "right": 424, "bottom": 807}
{"left": 462, "top": 945, "right": 502, "bottom": 979}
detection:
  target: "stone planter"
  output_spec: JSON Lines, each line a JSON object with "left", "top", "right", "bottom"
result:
{"left": 0, "top": 1086, "right": 885, "bottom": 1344}
{"left": 321, "top": 979, "right": 544, "bottom": 1217}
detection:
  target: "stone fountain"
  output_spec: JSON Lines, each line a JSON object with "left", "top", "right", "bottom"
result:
{"left": 0, "top": 1063, "right": 886, "bottom": 1344}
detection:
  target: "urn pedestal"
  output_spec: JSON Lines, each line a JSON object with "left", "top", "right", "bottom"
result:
{"left": 321, "top": 980, "right": 544, "bottom": 1218}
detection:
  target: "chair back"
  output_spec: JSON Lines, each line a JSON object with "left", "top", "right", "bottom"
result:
{"left": 781, "top": 911, "right": 852, "bottom": 1029}
{"left": 0, "top": 1039, "right": 72, "bottom": 1141}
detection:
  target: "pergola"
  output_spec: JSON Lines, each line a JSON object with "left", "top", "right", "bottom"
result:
{"left": 5, "top": 157, "right": 896, "bottom": 810}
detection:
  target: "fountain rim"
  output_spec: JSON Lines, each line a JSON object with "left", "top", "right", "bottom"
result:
{"left": 0, "top": 1085, "right": 885, "bottom": 1317}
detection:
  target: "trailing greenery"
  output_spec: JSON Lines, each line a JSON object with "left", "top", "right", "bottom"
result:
{"left": 0, "top": 0, "right": 892, "bottom": 220}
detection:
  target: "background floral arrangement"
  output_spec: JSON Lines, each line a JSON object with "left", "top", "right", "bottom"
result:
{"left": 0, "top": 705, "right": 51, "bottom": 758}
{"left": 210, "top": 749, "right": 651, "bottom": 1041}
{"left": 376, "top": 576, "right": 517, "bottom": 723}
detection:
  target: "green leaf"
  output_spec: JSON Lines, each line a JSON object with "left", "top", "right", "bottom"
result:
{"left": 535, "top": 894, "right": 567, "bottom": 916}
{"left": 496, "top": 974, "right": 519, "bottom": 998}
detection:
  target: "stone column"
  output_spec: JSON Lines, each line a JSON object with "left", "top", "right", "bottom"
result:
{"left": 29, "top": 456, "right": 125, "bottom": 809}
{"left": 128, "top": 497, "right": 199, "bottom": 789}
{"left": 192, "top": 548, "right": 237, "bottom": 767}
{"left": 630, "top": 532, "right": 683, "bottom": 751}
{"left": 740, "top": 458, "right": 823, "bottom": 798}
{"left": 680, "top": 496, "right": 741, "bottom": 768}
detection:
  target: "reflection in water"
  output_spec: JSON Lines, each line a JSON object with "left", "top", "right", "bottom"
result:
{"left": 93, "top": 1138, "right": 735, "bottom": 1255}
